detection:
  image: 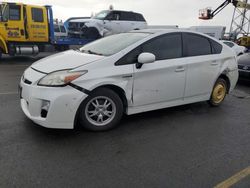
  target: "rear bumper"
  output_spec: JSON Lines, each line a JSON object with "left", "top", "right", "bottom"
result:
{"left": 227, "top": 69, "right": 239, "bottom": 93}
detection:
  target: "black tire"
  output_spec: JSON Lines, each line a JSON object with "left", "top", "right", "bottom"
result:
{"left": 0, "top": 48, "right": 2, "bottom": 59}
{"left": 208, "top": 78, "right": 228, "bottom": 107}
{"left": 78, "top": 88, "right": 124, "bottom": 131}
{"left": 81, "top": 27, "right": 101, "bottom": 39}
{"left": 54, "top": 45, "right": 69, "bottom": 52}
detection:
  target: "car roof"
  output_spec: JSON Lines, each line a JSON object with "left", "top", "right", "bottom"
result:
{"left": 131, "top": 29, "right": 215, "bottom": 36}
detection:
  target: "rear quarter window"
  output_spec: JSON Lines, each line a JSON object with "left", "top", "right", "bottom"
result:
{"left": 210, "top": 40, "right": 223, "bottom": 54}
{"left": 135, "top": 13, "right": 146, "bottom": 22}
{"left": 183, "top": 33, "right": 212, "bottom": 57}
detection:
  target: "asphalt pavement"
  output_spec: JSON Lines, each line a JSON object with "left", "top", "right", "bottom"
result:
{"left": 0, "top": 53, "right": 250, "bottom": 188}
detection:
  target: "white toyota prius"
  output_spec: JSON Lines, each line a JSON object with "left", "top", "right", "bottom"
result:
{"left": 20, "top": 29, "right": 238, "bottom": 131}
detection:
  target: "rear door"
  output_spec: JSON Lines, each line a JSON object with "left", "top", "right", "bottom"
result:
{"left": 25, "top": 5, "right": 49, "bottom": 42}
{"left": 119, "top": 12, "right": 136, "bottom": 32}
{"left": 183, "top": 33, "right": 222, "bottom": 100}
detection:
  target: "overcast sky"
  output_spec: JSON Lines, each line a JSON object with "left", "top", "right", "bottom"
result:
{"left": 4, "top": 0, "right": 235, "bottom": 30}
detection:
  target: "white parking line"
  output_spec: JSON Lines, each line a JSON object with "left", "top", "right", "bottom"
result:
{"left": 0, "top": 92, "right": 18, "bottom": 95}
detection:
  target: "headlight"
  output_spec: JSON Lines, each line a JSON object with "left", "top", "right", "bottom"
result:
{"left": 38, "top": 70, "right": 88, "bottom": 87}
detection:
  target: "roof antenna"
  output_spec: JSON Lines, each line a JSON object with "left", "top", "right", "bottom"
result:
{"left": 109, "top": 5, "right": 114, "bottom": 10}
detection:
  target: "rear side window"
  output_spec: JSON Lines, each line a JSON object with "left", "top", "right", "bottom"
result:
{"left": 9, "top": 5, "right": 21, "bottom": 20}
{"left": 183, "top": 33, "right": 211, "bottom": 57}
{"left": 142, "top": 34, "right": 182, "bottom": 60}
{"left": 210, "top": 40, "right": 223, "bottom": 54}
{"left": 31, "top": 8, "right": 44, "bottom": 22}
{"left": 106, "top": 11, "right": 120, "bottom": 20}
{"left": 120, "top": 12, "right": 136, "bottom": 21}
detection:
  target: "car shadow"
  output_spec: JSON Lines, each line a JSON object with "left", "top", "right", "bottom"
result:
{"left": 23, "top": 101, "right": 212, "bottom": 139}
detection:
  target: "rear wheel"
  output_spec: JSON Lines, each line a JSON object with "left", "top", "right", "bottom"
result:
{"left": 78, "top": 88, "right": 124, "bottom": 131}
{"left": 208, "top": 78, "right": 227, "bottom": 107}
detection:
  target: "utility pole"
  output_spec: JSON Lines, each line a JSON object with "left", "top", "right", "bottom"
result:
{"left": 229, "top": 0, "right": 250, "bottom": 40}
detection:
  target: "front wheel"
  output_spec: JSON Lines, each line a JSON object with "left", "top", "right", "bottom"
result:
{"left": 208, "top": 78, "right": 227, "bottom": 107}
{"left": 78, "top": 88, "right": 124, "bottom": 131}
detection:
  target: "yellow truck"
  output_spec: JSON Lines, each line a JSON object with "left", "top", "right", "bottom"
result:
{"left": 0, "top": 2, "right": 92, "bottom": 59}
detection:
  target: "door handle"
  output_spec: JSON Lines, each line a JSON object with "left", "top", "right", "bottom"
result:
{"left": 175, "top": 66, "right": 185, "bottom": 72}
{"left": 211, "top": 61, "right": 219, "bottom": 66}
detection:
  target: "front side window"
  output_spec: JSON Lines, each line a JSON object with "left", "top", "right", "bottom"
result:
{"left": 183, "top": 33, "right": 212, "bottom": 57}
{"left": 9, "top": 5, "right": 21, "bottom": 20}
{"left": 116, "top": 33, "right": 183, "bottom": 65}
{"left": 1, "top": 4, "right": 9, "bottom": 21}
{"left": 0, "top": 4, "right": 4, "bottom": 20}
{"left": 93, "top": 10, "right": 110, "bottom": 20}
{"left": 141, "top": 34, "right": 182, "bottom": 60}
{"left": 105, "top": 12, "right": 120, "bottom": 20}
{"left": 31, "top": 8, "right": 43, "bottom": 22}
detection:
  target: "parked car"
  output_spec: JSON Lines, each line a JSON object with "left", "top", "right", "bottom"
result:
{"left": 20, "top": 29, "right": 238, "bottom": 131}
{"left": 68, "top": 10, "right": 147, "bottom": 39}
{"left": 237, "top": 53, "right": 250, "bottom": 80}
{"left": 54, "top": 20, "right": 68, "bottom": 39}
{"left": 221, "top": 40, "right": 247, "bottom": 56}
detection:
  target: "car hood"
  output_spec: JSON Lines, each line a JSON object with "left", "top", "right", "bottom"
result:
{"left": 70, "top": 18, "right": 98, "bottom": 23}
{"left": 238, "top": 53, "right": 250, "bottom": 66}
{"left": 31, "top": 50, "right": 104, "bottom": 73}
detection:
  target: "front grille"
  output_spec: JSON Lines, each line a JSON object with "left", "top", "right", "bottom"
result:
{"left": 238, "top": 65, "right": 250, "bottom": 71}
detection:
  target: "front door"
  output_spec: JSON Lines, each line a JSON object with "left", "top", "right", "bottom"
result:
{"left": 132, "top": 33, "right": 187, "bottom": 107}
{"left": 104, "top": 11, "right": 122, "bottom": 35}
{"left": 25, "top": 5, "right": 49, "bottom": 42}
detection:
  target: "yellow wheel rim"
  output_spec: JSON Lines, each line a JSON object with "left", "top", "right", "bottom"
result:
{"left": 212, "top": 83, "right": 226, "bottom": 104}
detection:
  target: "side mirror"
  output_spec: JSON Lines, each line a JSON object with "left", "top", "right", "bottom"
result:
{"left": 138, "top": 52, "right": 156, "bottom": 64}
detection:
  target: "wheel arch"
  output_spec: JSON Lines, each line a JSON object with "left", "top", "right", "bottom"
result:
{"left": 217, "top": 74, "right": 231, "bottom": 93}
{"left": 73, "top": 84, "right": 128, "bottom": 129}
{"left": 92, "top": 84, "right": 128, "bottom": 109}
